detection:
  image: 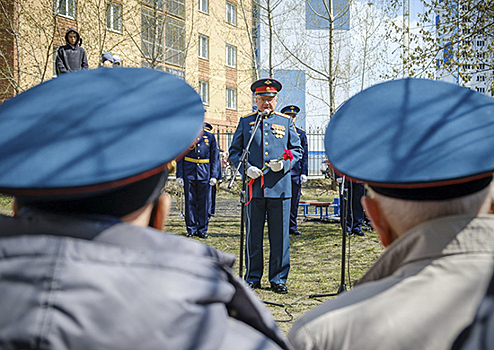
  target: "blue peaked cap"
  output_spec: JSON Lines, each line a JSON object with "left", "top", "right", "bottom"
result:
{"left": 325, "top": 78, "right": 494, "bottom": 191}
{"left": 0, "top": 68, "right": 204, "bottom": 197}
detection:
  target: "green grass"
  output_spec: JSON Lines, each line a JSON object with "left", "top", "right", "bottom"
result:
{"left": 164, "top": 178, "right": 385, "bottom": 334}
{"left": 0, "top": 178, "right": 385, "bottom": 335}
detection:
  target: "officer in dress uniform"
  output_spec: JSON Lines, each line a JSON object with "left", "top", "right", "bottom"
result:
{"left": 206, "top": 124, "right": 222, "bottom": 218}
{"left": 281, "top": 105, "right": 308, "bottom": 236}
{"left": 0, "top": 68, "right": 292, "bottom": 349}
{"left": 176, "top": 122, "right": 220, "bottom": 239}
{"left": 229, "top": 78, "right": 303, "bottom": 294}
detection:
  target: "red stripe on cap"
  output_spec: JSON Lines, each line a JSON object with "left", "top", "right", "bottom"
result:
{"left": 0, "top": 163, "right": 170, "bottom": 197}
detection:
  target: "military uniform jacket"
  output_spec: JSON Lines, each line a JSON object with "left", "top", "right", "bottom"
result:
{"left": 288, "top": 215, "right": 494, "bottom": 350}
{"left": 0, "top": 209, "right": 292, "bottom": 350}
{"left": 290, "top": 126, "right": 308, "bottom": 177}
{"left": 176, "top": 129, "right": 220, "bottom": 181}
{"left": 228, "top": 111, "right": 303, "bottom": 198}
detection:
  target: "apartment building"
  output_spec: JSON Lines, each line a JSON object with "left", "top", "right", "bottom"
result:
{"left": 0, "top": 0, "right": 255, "bottom": 145}
{"left": 435, "top": 0, "right": 493, "bottom": 96}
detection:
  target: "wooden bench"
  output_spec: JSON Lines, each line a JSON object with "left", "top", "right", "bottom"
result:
{"left": 298, "top": 198, "right": 340, "bottom": 221}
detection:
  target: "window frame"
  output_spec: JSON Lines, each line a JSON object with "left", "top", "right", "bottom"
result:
{"left": 226, "top": 44, "right": 237, "bottom": 68}
{"left": 199, "top": 80, "right": 209, "bottom": 105}
{"left": 198, "top": 0, "right": 209, "bottom": 14}
{"left": 106, "top": 1, "right": 123, "bottom": 33}
{"left": 55, "top": 0, "right": 76, "bottom": 19}
{"left": 226, "top": 87, "right": 237, "bottom": 110}
{"left": 165, "top": 17, "right": 186, "bottom": 67}
{"left": 198, "top": 34, "right": 209, "bottom": 60}
{"left": 141, "top": 6, "right": 164, "bottom": 62}
{"left": 226, "top": 1, "right": 237, "bottom": 26}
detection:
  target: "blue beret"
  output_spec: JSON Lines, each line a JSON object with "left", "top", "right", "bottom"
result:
{"left": 325, "top": 78, "right": 494, "bottom": 196}
{"left": 0, "top": 68, "right": 204, "bottom": 198}
{"left": 281, "top": 105, "right": 300, "bottom": 115}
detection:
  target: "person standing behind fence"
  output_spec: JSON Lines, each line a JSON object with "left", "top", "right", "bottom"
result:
{"left": 281, "top": 105, "right": 308, "bottom": 236}
{"left": 55, "top": 28, "right": 88, "bottom": 75}
{"left": 228, "top": 78, "right": 303, "bottom": 294}
{"left": 176, "top": 122, "right": 220, "bottom": 239}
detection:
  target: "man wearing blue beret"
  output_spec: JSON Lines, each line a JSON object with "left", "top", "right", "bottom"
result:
{"left": 229, "top": 78, "right": 303, "bottom": 294}
{"left": 176, "top": 122, "right": 220, "bottom": 239}
{"left": 289, "top": 78, "right": 494, "bottom": 350}
{"left": 0, "top": 68, "right": 292, "bottom": 350}
{"left": 280, "top": 105, "right": 308, "bottom": 236}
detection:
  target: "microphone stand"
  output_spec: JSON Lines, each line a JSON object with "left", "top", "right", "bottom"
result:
{"left": 228, "top": 110, "right": 267, "bottom": 278}
{"left": 308, "top": 176, "right": 348, "bottom": 298}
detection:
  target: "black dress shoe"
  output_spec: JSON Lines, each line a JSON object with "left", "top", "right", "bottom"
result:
{"left": 196, "top": 232, "right": 208, "bottom": 239}
{"left": 289, "top": 230, "right": 302, "bottom": 235}
{"left": 247, "top": 281, "right": 261, "bottom": 289}
{"left": 270, "top": 283, "right": 288, "bottom": 294}
{"left": 353, "top": 230, "right": 366, "bottom": 237}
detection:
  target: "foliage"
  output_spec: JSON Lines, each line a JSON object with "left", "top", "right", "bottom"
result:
{"left": 385, "top": 0, "right": 494, "bottom": 83}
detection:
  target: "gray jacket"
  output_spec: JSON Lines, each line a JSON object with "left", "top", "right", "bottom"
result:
{"left": 0, "top": 208, "right": 291, "bottom": 350}
{"left": 288, "top": 215, "right": 494, "bottom": 350}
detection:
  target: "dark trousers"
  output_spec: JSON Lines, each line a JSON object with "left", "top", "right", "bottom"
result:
{"left": 339, "top": 180, "right": 366, "bottom": 234}
{"left": 245, "top": 197, "right": 291, "bottom": 285}
{"left": 183, "top": 179, "right": 210, "bottom": 235}
{"left": 290, "top": 175, "right": 302, "bottom": 231}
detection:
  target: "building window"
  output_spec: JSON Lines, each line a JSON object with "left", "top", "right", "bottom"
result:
{"left": 141, "top": 6, "right": 163, "bottom": 61}
{"left": 226, "top": 2, "right": 237, "bottom": 26}
{"left": 226, "top": 87, "right": 237, "bottom": 110}
{"left": 166, "top": 67, "right": 185, "bottom": 79}
{"left": 477, "top": 40, "right": 485, "bottom": 46}
{"left": 199, "top": 0, "right": 208, "bottom": 14}
{"left": 166, "top": 0, "right": 185, "bottom": 19}
{"left": 198, "top": 34, "right": 209, "bottom": 60}
{"left": 142, "top": 0, "right": 163, "bottom": 8}
{"left": 476, "top": 87, "right": 486, "bottom": 93}
{"left": 476, "top": 75, "right": 486, "bottom": 82}
{"left": 226, "top": 44, "right": 237, "bottom": 68}
{"left": 165, "top": 17, "right": 185, "bottom": 67}
{"left": 199, "top": 80, "right": 209, "bottom": 105}
{"left": 478, "top": 63, "right": 485, "bottom": 69}
{"left": 55, "top": 0, "right": 76, "bottom": 18}
{"left": 106, "top": 1, "right": 122, "bottom": 32}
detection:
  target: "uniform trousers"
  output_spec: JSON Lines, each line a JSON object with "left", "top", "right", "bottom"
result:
{"left": 290, "top": 175, "right": 302, "bottom": 232}
{"left": 184, "top": 178, "right": 210, "bottom": 235}
{"left": 245, "top": 197, "right": 291, "bottom": 285}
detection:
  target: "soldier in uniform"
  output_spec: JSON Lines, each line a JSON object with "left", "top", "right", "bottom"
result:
{"left": 281, "top": 105, "right": 308, "bottom": 236}
{"left": 229, "top": 78, "right": 303, "bottom": 294}
{"left": 0, "top": 68, "right": 292, "bottom": 349}
{"left": 176, "top": 122, "right": 220, "bottom": 239}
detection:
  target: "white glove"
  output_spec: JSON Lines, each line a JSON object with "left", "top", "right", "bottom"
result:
{"left": 209, "top": 178, "right": 217, "bottom": 186}
{"left": 268, "top": 159, "right": 283, "bottom": 172}
{"left": 300, "top": 174, "right": 308, "bottom": 183}
{"left": 176, "top": 178, "right": 184, "bottom": 186}
{"left": 247, "top": 166, "right": 263, "bottom": 179}
{"left": 336, "top": 177, "right": 343, "bottom": 184}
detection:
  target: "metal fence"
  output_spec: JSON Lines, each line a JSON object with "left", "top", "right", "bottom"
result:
{"left": 213, "top": 126, "right": 327, "bottom": 179}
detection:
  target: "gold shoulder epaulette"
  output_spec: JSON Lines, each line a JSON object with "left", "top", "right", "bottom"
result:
{"left": 241, "top": 111, "right": 258, "bottom": 119}
{"left": 273, "top": 111, "right": 290, "bottom": 119}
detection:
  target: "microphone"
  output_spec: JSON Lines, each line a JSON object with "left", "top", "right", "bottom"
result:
{"left": 259, "top": 109, "right": 270, "bottom": 117}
